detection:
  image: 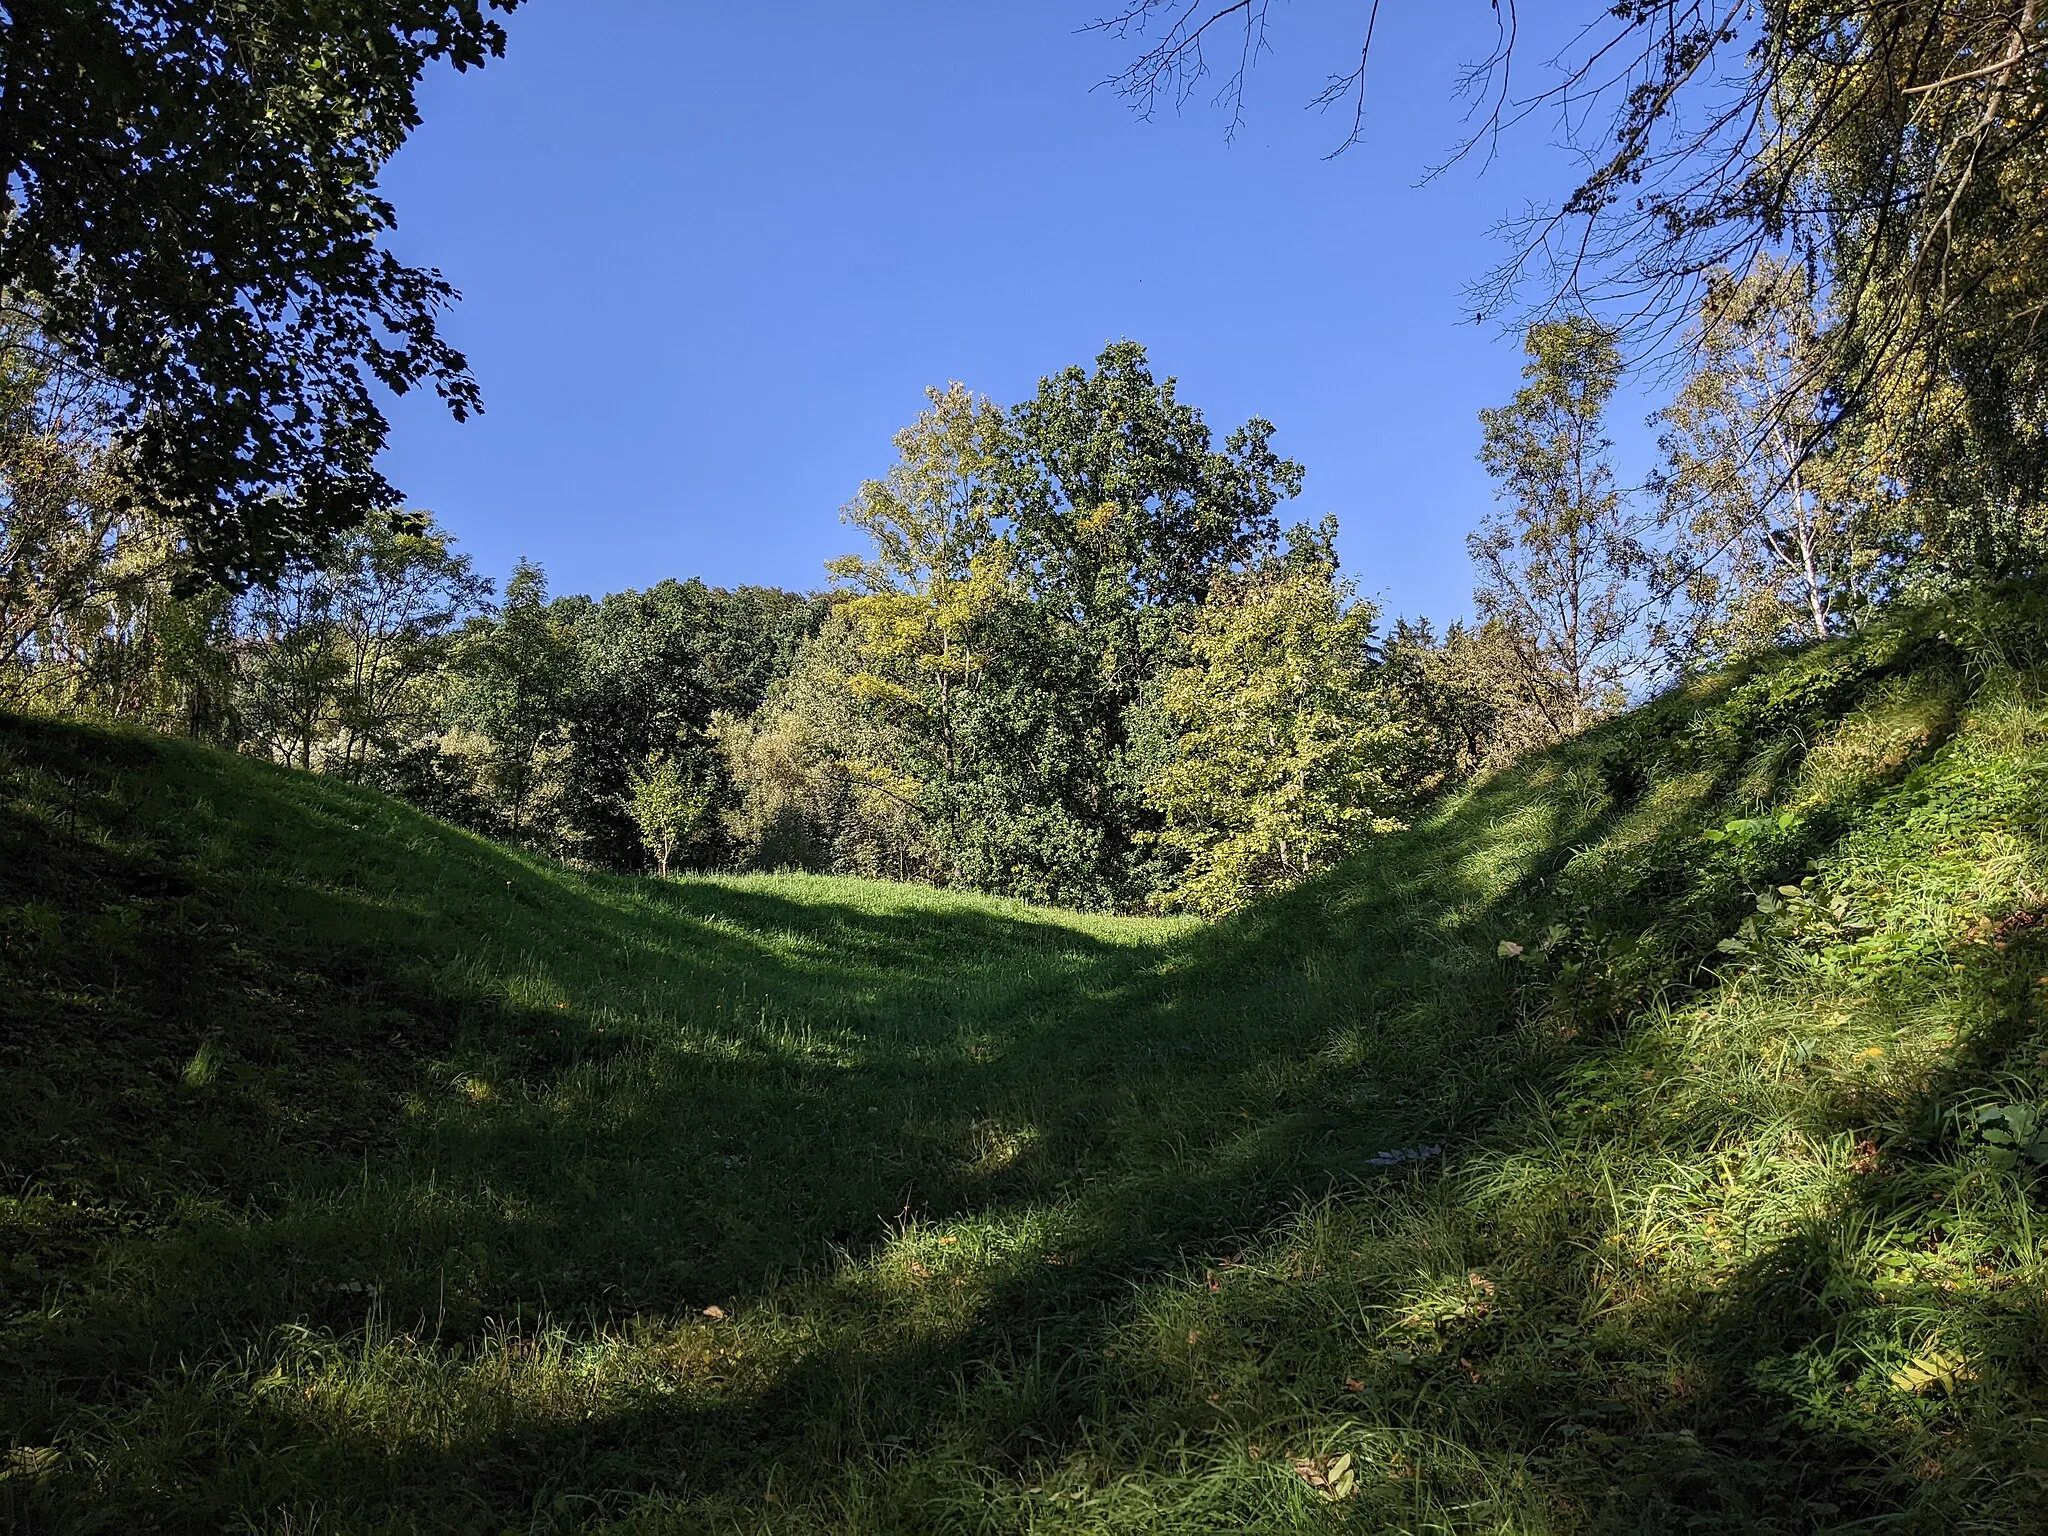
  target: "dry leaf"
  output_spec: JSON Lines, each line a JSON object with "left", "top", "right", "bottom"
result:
{"left": 1292, "top": 1452, "right": 1358, "bottom": 1500}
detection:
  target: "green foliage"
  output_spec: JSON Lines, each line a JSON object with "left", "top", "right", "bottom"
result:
{"left": 623, "top": 751, "right": 710, "bottom": 876}
{"left": 1656, "top": 257, "right": 1894, "bottom": 655}
{"left": 783, "top": 344, "right": 1318, "bottom": 911}
{"left": 1146, "top": 558, "right": 1408, "bottom": 915}
{"left": 0, "top": 0, "right": 522, "bottom": 586}
{"left": 1473, "top": 317, "right": 1655, "bottom": 736}
{"left": 1005, "top": 338, "right": 1302, "bottom": 620}
{"left": 445, "top": 558, "right": 578, "bottom": 842}
{"left": 551, "top": 578, "right": 823, "bottom": 868}
{"left": 239, "top": 516, "right": 489, "bottom": 773}
{"left": 715, "top": 608, "right": 930, "bottom": 879}
{"left": 1967, "top": 1103, "right": 2048, "bottom": 1172}
{"left": 0, "top": 309, "right": 128, "bottom": 677}
{"left": 1098, "top": 2, "right": 2048, "bottom": 587}
{"left": 8, "top": 586, "right": 2048, "bottom": 1529}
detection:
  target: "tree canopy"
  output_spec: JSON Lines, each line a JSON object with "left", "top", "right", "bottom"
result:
{"left": 1096, "top": 2, "right": 2048, "bottom": 572}
{"left": 0, "top": 1, "right": 521, "bottom": 587}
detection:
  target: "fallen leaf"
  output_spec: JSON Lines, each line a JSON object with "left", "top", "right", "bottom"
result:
{"left": 1890, "top": 1347, "right": 1974, "bottom": 1395}
{"left": 1292, "top": 1452, "right": 1359, "bottom": 1500}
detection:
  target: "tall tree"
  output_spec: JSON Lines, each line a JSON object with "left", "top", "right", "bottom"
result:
{"left": 234, "top": 514, "right": 486, "bottom": 772}
{"left": 815, "top": 347, "right": 1309, "bottom": 908}
{"left": 1146, "top": 537, "right": 1410, "bottom": 916}
{"left": 0, "top": 1, "right": 520, "bottom": 586}
{"left": 0, "top": 309, "right": 128, "bottom": 675}
{"left": 1005, "top": 340, "right": 1301, "bottom": 623}
{"left": 327, "top": 519, "right": 491, "bottom": 773}
{"left": 1473, "top": 318, "right": 1654, "bottom": 737}
{"left": 447, "top": 560, "right": 578, "bottom": 843}
{"left": 826, "top": 381, "right": 1120, "bottom": 904}
{"left": 1657, "top": 258, "right": 1888, "bottom": 657}
{"left": 1000, "top": 341, "right": 1305, "bottom": 902}
{"left": 828, "top": 382, "right": 1015, "bottom": 801}
{"left": 556, "top": 578, "right": 822, "bottom": 868}
{"left": 239, "top": 560, "right": 346, "bottom": 770}
{"left": 1097, "top": 3, "right": 2048, "bottom": 573}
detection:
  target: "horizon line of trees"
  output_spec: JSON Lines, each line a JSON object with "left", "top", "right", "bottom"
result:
{"left": 1, "top": 281, "right": 2036, "bottom": 913}
{"left": 4, "top": 0, "right": 2042, "bottom": 915}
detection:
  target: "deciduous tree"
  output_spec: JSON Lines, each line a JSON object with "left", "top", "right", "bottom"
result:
{"left": 0, "top": 1, "right": 521, "bottom": 585}
{"left": 1473, "top": 319, "right": 1656, "bottom": 737}
{"left": 1146, "top": 543, "right": 1407, "bottom": 915}
{"left": 625, "top": 751, "right": 710, "bottom": 877}
{"left": 447, "top": 559, "right": 577, "bottom": 842}
{"left": 1657, "top": 259, "right": 1897, "bottom": 658}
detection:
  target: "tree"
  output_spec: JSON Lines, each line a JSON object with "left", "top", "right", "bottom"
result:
{"left": 1379, "top": 616, "right": 1572, "bottom": 782}
{"left": 795, "top": 346, "right": 1315, "bottom": 909}
{"left": 1473, "top": 318, "right": 1655, "bottom": 738}
{"left": 716, "top": 609, "right": 934, "bottom": 880}
{"left": 827, "top": 388, "right": 1117, "bottom": 903}
{"left": 997, "top": 341, "right": 1306, "bottom": 903}
{"left": 0, "top": 309, "right": 130, "bottom": 678}
{"left": 234, "top": 513, "right": 486, "bottom": 772}
{"left": 555, "top": 578, "right": 822, "bottom": 868}
{"left": 827, "top": 381, "right": 1014, "bottom": 808}
{"left": 1146, "top": 546, "right": 1408, "bottom": 916}
{"left": 446, "top": 559, "right": 578, "bottom": 843}
{"left": 1005, "top": 341, "right": 1302, "bottom": 623}
{"left": 0, "top": 1, "right": 521, "bottom": 587}
{"left": 239, "top": 559, "right": 347, "bottom": 770}
{"left": 1096, "top": 4, "right": 2048, "bottom": 575}
{"left": 1657, "top": 258, "right": 1889, "bottom": 658}
{"left": 625, "top": 751, "right": 710, "bottom": 877}
{"left": 326, "top": 518, "right": 491, "bottom": 773}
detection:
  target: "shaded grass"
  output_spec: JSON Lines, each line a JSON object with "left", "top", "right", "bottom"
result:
{"left": 6, "top": 587, "right": 2048, "bottom": 1531}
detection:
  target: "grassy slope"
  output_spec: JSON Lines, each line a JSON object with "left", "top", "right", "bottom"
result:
{"left": 5, "top": 589, "right": 2048, "bottom": 1533}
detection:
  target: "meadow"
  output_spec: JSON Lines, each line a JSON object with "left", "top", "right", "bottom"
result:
{"left": 5, "top": 587, "right": 2048, "bottom": 1532}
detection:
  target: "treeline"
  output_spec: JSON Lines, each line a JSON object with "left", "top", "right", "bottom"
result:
{"left": 4, "top": 284, "right": 2039, "bottom": 913}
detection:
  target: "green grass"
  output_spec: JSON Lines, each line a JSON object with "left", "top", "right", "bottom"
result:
{"left": 7, "top": 588, "right": 2048, "bottom": 1532}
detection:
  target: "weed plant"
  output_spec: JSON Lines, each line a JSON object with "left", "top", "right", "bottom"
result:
{"left": 5, "top": 588, "right": 2048, "bottom": 1531}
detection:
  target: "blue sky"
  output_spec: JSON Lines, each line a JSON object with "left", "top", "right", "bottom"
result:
{"left": 377, "top": 1, "right": 1653, "bottom": 623}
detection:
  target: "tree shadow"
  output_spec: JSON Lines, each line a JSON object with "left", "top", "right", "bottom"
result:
{"left": 4, "top": 604, "right": 2041, "bottom": 1529}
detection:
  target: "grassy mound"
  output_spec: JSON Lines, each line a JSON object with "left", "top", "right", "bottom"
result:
{"left": 5, "top": 589, "right": 2048, "bottom": 1532}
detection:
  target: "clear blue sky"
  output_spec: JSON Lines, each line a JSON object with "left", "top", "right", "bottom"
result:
{"left": 376, "top": 1, "right": 1653, "bottom": 623}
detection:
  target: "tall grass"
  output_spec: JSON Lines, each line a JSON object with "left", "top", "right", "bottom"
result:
{"left": 5, "top": 588, "right": 2048, "bottom": 1531}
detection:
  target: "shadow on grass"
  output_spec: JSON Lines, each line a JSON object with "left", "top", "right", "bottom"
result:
{"left": 5, "top": 600, "right": 2045, "bottom": 1530}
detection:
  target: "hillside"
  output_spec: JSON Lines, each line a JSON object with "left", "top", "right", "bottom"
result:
{"left": 5, "top": 588, "right": 2048, "bottom": 1532}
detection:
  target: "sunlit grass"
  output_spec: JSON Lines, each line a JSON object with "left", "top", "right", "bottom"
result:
{"left": 6, "top": 587, "right": 2048, "bottom": 1530}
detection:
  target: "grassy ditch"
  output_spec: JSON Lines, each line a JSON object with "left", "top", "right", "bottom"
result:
{"left": 5, "top": 590, "right": 2048, "bottom": 1531}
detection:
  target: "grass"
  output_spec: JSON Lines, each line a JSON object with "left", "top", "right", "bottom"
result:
{"left": 6, "top": 587, "right": 2048, "bottom": 1532}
